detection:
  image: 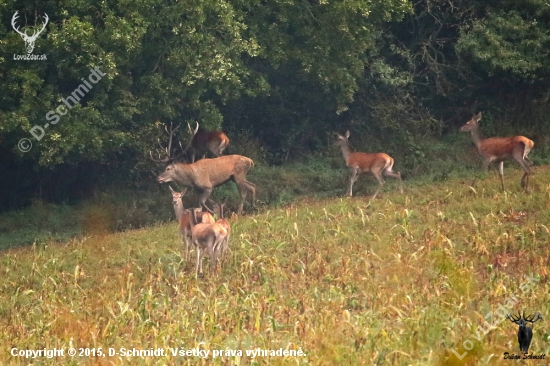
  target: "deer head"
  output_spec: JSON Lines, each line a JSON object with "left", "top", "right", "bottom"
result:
{"left": 460, "top": 112, "right": 482, "bottom": 132}
{"left": 12, "top": 11, "right": 49, "bottom": 54}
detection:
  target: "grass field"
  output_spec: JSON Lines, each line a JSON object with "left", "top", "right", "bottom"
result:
{"left": 1, "top": 166, "right": 549, "bottom": 365}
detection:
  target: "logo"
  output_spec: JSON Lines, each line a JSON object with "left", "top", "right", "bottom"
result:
{"left": 504, "top": 311, "right": 546, "bottom": 360}
{"left": 11, "top": 11, "right": 48, "bottom": 60}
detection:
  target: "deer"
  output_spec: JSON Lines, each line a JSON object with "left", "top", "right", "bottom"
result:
{"left": 506, "top": 311, "right": 543, "bottom": 352}
{"left": 335, "top": 131, "right": 403, "bottom": 199}
{"left": 213, "top": 202, "right": 231, "bottom": 262}
{"left": 189, "top": 210, "right": 228, "bottom": 277}
{"left": 460, "top": 112, "right": 534, "bottom": 192}
{"left": 152, "top": 122, "right": 255, "bottom": 215}
{"left": 11, "top": 11, "right": 49, "bottom": 54}
{"left": 169, "top": 186, "right": 215, "bottom": 261}
{"left": 185, "top": 122, "right": 230, "bottom": 163}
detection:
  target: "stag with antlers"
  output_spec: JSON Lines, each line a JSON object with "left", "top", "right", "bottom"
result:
{"left": 12, "top": 11, "right": 49, "bottom": 54}
{"left": 506, "top": 311, "right": 543, "bottom": 352}
{"left": 151, "top": 122, "right": 255, "bottom": 215}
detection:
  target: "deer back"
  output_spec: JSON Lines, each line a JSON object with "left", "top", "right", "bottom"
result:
{"left": 477, "top": 136, "right": 533, "bottom": 159}
{"left": 347, "top": 152, "right": 392, "bottom": 172}
{"left": 193, "top": 131, "right": 229, "bottom": 153}
{"left": 186, "top": 155, "right": 253, "bottom": 187}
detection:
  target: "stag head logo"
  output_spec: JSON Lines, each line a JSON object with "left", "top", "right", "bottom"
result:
{"left": 506, "top": 311, "right": 543, "bottom": 353}
{"left": 11, "top": 11, "right": 49, "bottom": 54}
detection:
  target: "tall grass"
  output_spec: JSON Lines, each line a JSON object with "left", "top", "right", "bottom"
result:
{"left": 0, "top": 165, "right": 549, "bottom": 365}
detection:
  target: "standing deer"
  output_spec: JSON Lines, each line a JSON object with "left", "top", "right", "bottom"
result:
{"left": 152, "top": 122, "right": 255, "bottom": 214}
{"left": 185, "top": 122, "right": 230, "bottom": 163}
{"left": 335, "top": 131, "right": 403, "bottom": 199}
{"left": 169, "top": 186, "right": 214, "bottom": 261}
{"left": 460, "top": 112, "right": 534, "bottom": 191}
{"left": 506, "top": 311, "right": 543, "bottom": 352}
{"left": 213, "top": 202, "right": 231, "bottom": 262}
{"left": 189, "top": 210, "right": 228, "bottom": 277}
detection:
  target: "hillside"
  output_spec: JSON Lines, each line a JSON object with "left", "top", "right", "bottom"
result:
{"left": 1, "top": 167, "right": 549, "bottom": 365}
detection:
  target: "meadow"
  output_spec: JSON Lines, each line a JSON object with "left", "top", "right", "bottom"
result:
{"left": 0, "top": 165, "right": 549, "bottom": 365}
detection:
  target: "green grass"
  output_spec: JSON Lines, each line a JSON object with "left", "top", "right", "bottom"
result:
{"left": 0, "top": 165, "right": 549, "bottom": 365}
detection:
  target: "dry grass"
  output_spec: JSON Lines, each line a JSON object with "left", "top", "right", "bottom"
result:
{"left": 0, "top": 167, "right": 549, "bottom": 365}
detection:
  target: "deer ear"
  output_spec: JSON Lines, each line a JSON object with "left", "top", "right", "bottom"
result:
{"left": 476, "top": 112, "right": 482, "bottom": 120}
{"left": 181, "top": 188, "right": 187, "bottom": 196}
{"left": 169, "top": 185, "right": 176, "bottom": 193}
{"left": 345, "top": 130, "right": 350, "bottom": 139}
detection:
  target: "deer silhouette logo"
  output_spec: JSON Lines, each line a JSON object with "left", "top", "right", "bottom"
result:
{"left": 506, "top": 311, "right": 543, "bottom": 352}
{"left": 11, "top": 11, "right": 49, "bottom": 54}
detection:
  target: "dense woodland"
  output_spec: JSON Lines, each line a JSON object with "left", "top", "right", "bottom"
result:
{"left": 2, "top": 0, "right": 550, "bottom": 211}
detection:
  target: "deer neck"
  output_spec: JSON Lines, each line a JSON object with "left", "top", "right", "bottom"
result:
{"left": 173, "top": 164, "right": 195, "bottom": 186}
{"left": 173, "top": 200, "right": 185, "bottom": 221}
{"left": 469, "top": 127, "right": 484, "bottom": 150}
{"left": 339, "top": 143, "right": 352, "bottom": 161}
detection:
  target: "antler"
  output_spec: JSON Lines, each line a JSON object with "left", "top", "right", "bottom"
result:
{"left": 506, "top": 311, "right": 543, "bottom": 325}
{"left": 188, "top": 121, "right": 199, "bottom": 138}
{"left": 149, "top": 122, "right": 181, "bottom": 163}
{"left": 525, "top": 312, "right": 543, "bottom": 324}
{"left": 182, "top": 121, "right": 200, "bottom": 153}
{"left": 506, "top": 311, "right": 522, "bottom": 324}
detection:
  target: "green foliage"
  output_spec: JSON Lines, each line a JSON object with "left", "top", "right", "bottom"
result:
{"left": 458, "top": 9, "right": 550, "bottom": 79}
{"left": 1, "top": 0, "right": 412, "bottom": 168}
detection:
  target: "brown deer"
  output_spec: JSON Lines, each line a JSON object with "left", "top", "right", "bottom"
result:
{"left": 213, "top": 202, "right": 231, "bottom": 262}
{"left": 460, "top": 112, "right": 534, "bottom": 191}
{"left": 335, "top": 131, "right": 403, "bottom": 199}
{"left": 189, "top": 210, "right": 228, "bottom": 277}
{"left": 152, "top": 122, "right": 255, "bottom": 214}
{"left": 185, "top": 122, "right": 230, "bottom": 163}
{"left": 169, "top": 186, "right": 214, "bottom": 261}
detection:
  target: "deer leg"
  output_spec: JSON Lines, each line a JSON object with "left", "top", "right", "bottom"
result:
{"left": 207, "top": 240, "right": 217, "bottom": 275}
{"left": 183, "top": 232, "right": 190, "bottom": 261}
{"left": 498, "top": 161, "right": 505, "bottom": 191}
{"left": 245, "top": 181, "right": 256, "bottom": 209}
{"left": 233, "top": 178, "right": 256, "bottom": 214}
{"left": 521, "top": 173, "right": 529, "bottom": 192}
{"left": 212, "top": 145, "right": 223, "bottom": 157}
{"left": 195, "top": 247, "right": 201, "bottom": 278}
{"left": 348, "top": 168, "right": 359, "bottom": 196}
{"left": 198, "top": 189, "right": 214, "bottom": 213}
{"left": 473, "top": 160, "right": 490, "bottom": 187}
{"left": 223, "top": 236, "right": 229, "bottom": 262}
{"left": 514, "top": 151, "right": 532, "bottom": 191}
{"left": 370, "top": 171, "right": 385, "bottom": 200}
{"left": 236, "top": 185, "right": 248, "bottom": 215}
{"left": 383, "top": 169, "right": 403, "bottom": 193}
{"left": 519, "top": 162, "right": 531, "bottom": 191}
